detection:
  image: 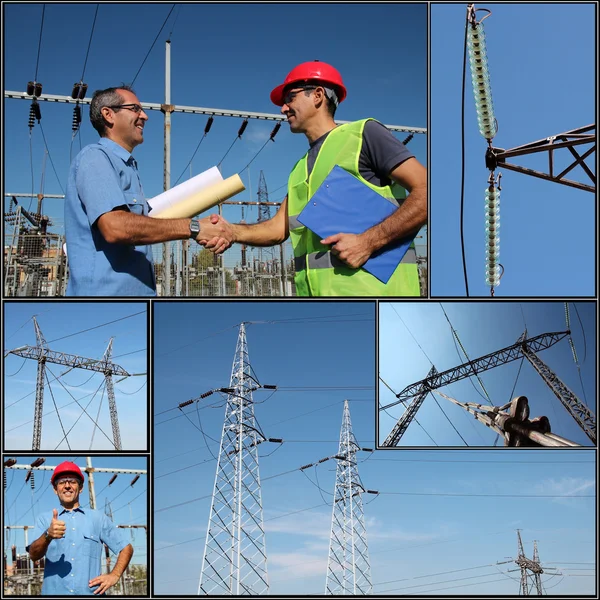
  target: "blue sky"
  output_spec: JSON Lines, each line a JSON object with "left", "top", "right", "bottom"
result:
{"left": 3, "top": 455, "right": 147, "bottom": 571}
{"left": 431, "top": 3, "right": 596, "bottom": 297}
{"left": 379, "top": 302, "right": 596, "bottom": 447}
{"left": 3, "top": 3, "right": 428, "bottom": 271}
{"left": 3, "top": 302, "right": 148, "bottom": 450}
{"left": 153, "top": 302, "right": 595, "bottom": 595}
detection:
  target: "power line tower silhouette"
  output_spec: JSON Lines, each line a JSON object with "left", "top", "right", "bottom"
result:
{"left": 515, "top": 529, "right": 544, "bottom": 595}
{"left": 198, "top": 322, "right": 269, "bottom": 595}
{"left": 257, "top": 170, "right": 271, "bottom": 222}
{"left": 325, "top": 400, "right": 372, "bottom": 595}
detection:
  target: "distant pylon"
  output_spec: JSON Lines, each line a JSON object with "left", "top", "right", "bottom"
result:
{"left": 199, "top": 323, "right": 269, "bottom": 595}
{"left": 325, "top": 400, "right": 372, "bottom": 595}
{"left": 32, "top": 316, "right": 49, "bottom": 450}
{"left": 257, "top": 170, "right": 271, "bottom": 222}
{"left": 102, "top": 338, "right": 122, "bottom": 450}
{"left": 515, "top": 529, "right": 544, "bottom": 595}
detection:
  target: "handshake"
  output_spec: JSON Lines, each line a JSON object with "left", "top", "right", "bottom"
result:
{"left": 195, "top": 214, "right": 234, "bottom": 255}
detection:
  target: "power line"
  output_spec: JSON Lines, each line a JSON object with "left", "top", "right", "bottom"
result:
{"left": 38, "top": 123, "right": 66, "bottom": 194}
{"left": 388, "top": 304, "right": 434, "bottom": 365}
{"left": 130, "top": 4, "right": 176, "bottom": 86}
{"left": 80, "top": 4, "right": 99, "bottom": 80}
{"left": 33, "top": 5, "right": 45, "bottom": 81}
{"left": 45, "top": 310, "right": 145, "bottom": 344}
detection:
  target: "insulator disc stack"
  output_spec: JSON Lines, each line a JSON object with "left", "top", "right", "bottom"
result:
{"left": 467, "top": 22, "right": 497, "bottom": 140}
{"left": 485, "top": 185, "right": 500, "bottom": 287}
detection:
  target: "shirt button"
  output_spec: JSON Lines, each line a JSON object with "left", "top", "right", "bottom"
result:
{"left": 72, "top": 543, "right": 75, "bottom": 546}
{"left": 133, "top": 198, "right": 137, "bottom": 203}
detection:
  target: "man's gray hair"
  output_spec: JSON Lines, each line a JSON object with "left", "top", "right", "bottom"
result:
{"left": 89, "top": 85, "right": 136, "bottom": 136}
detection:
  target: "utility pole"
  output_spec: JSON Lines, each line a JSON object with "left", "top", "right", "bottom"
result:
{"left": 325, "top": 401, "right": 372, "bottom": 595}
{"left": 162, "top": 39, "right": 173, "bottom": 297}
{"left": 6, "top": 318, "right": 131, "bottom": 450}
{"left": 199, "top": 323, "right": 269, "bottom": 595}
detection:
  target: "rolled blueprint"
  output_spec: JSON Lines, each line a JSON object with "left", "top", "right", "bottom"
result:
{"left": 151, "top": 174, "right": 245, "bottom": 219}
{"left": 147, "top": 166, "right": 223, "bottom": 215}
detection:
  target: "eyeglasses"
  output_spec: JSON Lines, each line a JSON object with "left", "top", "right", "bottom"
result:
{"left": 282, "top": 86, "right": 316, "bottom": 106}
{"left": 56, "top": 478, "right": 80, "bottom": 486}
{"left": 106, "top": 104, "right": 144, "bottom": 114}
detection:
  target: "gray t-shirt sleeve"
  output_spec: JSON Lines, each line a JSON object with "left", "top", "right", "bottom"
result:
{"left": 359, "top": 119, "right": 414, "bottom": 186}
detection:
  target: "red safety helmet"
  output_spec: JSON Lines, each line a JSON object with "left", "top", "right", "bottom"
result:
{"left": 270, "top": 60, "right": 347, "bottom": 106}
{"left": 51, "top": 461, "right": 84, "bottom": 486}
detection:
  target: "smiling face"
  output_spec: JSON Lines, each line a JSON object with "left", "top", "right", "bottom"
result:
{"left": 101, "top": 88, "right": 148, "bottom": 152}
{"left": 53, "top": 476, "right": 83, "bottom": 510}
{"left": 280, "top": 86, "right": 317, "bottom": 133}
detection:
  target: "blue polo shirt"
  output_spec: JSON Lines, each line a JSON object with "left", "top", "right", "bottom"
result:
{"left": 33, "top": 506, "right": 129, "bottom": 595}
{"left": 64, "top": 138, "right": 156, "bottom": 296}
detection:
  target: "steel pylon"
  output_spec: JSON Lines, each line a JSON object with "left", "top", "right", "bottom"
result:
{"left": 102, "top": 338, "right": 122, "bottom": 450}
{"left": 515, "top": 530, "right": 544, "bottom": 596}
{"left": 199, "top": 323, "right": 269, "bottom": 595}
{"left": 32, "top": 317, "right": 49, "bottom": 450}
{"left": 325, "top": 400, "right": 372, "bottom": 595}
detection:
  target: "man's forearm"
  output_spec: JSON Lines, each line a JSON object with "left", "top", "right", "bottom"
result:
{"left": 28, "top": 533, "right": 51, "bottom": 562}
{"left": 363, "top": 185, "right": 427, "bottom": 252}
{"left": 98, "top": 212, "right": 191, "bottom": 245}
{"left": 109, "top": 544, "right": 133, "bottom": 579}
{"left": 229, "top": 220, "right": 287, "bottom": 247}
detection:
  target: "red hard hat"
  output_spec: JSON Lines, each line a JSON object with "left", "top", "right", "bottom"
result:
{"left": 51, "top": 461, "right": 84, "bottom": 485}
{"left": 270, "top": 60, "right": 347, "bottom": 106}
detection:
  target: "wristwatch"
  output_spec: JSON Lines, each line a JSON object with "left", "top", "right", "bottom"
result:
{"left": 44, "top": 530, "right": 52, "bottom": 541}
{"left": 189, "top": 219, "right": 201, "bottom": 239}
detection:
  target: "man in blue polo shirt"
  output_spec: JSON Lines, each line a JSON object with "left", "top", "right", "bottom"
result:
{"left": 65, "top": 85, "right": 222, "bottom": 296}
{"left": 27, "top": 461, "right": 133, "bottom": 595}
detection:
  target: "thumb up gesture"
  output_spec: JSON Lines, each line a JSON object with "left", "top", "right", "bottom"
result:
{"left": 47, "top": 509, "right": 66, "bottom": 539}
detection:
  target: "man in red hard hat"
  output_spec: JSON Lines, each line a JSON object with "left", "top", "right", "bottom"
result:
{"left": 204, "top": 60, "right": 427, "bottom": 296}
{"left": 27, "top": 461, "right": 133, "bottom": 595}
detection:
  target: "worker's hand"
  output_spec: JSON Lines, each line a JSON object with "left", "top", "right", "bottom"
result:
{"left": 47, "top": 509, "right": 66, "bottom": 539}
{"left": 321, "top": 232, "right": 373, "bottom": 269}
{"left": 199, "top": 214, "right": 234, "bottom": 254}
{"left": 89, "top": 572, "right": 120, "bottom": 595}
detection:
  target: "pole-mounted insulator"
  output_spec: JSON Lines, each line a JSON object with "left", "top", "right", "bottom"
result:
{"left": 30, "top": 471, "right": 35, "bottom": 490}
{"left": 317, "top": 457, "right": 330, "bottom": 464}
{"left": 268, "top": 438, "right": 283, "bottom": 443}
{"left": 402, "top": 133, "right": 414, "bottom": 145}
{"left": 237, "top": 119, "right": 248, "bottom": 138}
{"left": 3, "top": 471, "right": 7, "bottom": 490}
{"left": 300, "top": 463, "right": 314, "bottom": 470}
{"left": 201, "top": 390, "right": 215, "bottom": 398}
{"left": 108, "top": 474, "right": 117, "bottom": 486}
{"left": 71, "top": 82, "right": 88, "bottom": 100}
{"left": 204, "top": 116, "right": 214, "bottom": 134}
{"left": 219, "top": 388, "right": 235, "bottom": 394}
{"left": 179, "top": 399, "right": 194, "bottom": 408}
{"left": 366, "top": 489, "right": 379, "bottom": 494}
{"left": 72, "top": 105, "right": 82, "bottom": 132}
{"left": 361, "top": 448, "right": 373, "bottom": 452}
{"left": 27, "top": 81, "right": 43, "bottom": 97}
{"left": 270, "top": 123, "right": 282, "bottom": 140}
{"left": 262, "top": 384, "right": 277, "bottom": 390}
{"left": 130, "top": 475, "right": 140, "bottom": 486}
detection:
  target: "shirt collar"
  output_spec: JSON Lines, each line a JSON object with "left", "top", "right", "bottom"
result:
{"left": 98, "top": 137, "right": 136, "bottom": 165}
{"left": 59, "top": 506, "right": 86, "bottom": 515}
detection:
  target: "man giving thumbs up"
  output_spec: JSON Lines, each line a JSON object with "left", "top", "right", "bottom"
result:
{"left": 27, "top": 461, "right": 133, "bottom": 595}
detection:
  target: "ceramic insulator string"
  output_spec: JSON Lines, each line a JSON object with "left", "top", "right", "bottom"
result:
{"left": 467, "top": 21, "right": 497, "bottom": 140}
{"left": 485, "top": 185, "right": 500, "bottom": 287}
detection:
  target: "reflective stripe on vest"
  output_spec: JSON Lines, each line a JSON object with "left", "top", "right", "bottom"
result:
{"left": 288, "top": 215, "right": 302, "bottom": 230}
{"left": 294, "top": 247, "right": 417, "bottom": 271}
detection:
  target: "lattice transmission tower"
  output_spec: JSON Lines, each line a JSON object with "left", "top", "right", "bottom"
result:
{"left": 199, "top": 322, "right": 269, "bottom": 595}
{"left": 325, "top": 400, "right": 372, "bottom": 595}
{"left": 515, "top": 530, "right": 544, "bottom": 595}
{"left": 6, "top": 317, "right": 130, "bottom": 450}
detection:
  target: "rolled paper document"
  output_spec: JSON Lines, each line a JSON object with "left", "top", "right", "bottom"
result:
{"left": 151, "top": 174, "right": 245, "bottom": 219}
{"left": 147, "top": 166, "right": 223, "bottom": 215}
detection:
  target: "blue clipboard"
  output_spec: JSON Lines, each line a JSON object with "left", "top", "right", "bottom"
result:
{"left": 297, "top": 165, "right": 415, "bottom": 283}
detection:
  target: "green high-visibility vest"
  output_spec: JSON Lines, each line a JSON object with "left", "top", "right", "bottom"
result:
{"left": 287, "top": 118, "right": 420, "bottom": 297}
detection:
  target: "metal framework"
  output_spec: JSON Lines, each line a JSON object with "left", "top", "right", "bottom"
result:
{"left": 381, "top": 330, "right": 595, "bottom": 446}
{"left": 199, "top": 323, "right": 269, "bottom": 595}
{"left": 487, "top": 125, "right": 596, "bottom": 193}
{"left": 516, "top": 530, "right": 544, "bottom": 596}
{"left": 7, "top": 318, "right": 130, "bottom": 450}
{"left": 522, "top": 344, "right": 596, "bottom": 444}
{"left": 325, "top": 400, "right": 372, "bottom": 595}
